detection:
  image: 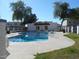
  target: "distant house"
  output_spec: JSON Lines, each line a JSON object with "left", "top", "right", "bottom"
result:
{"left": 7, "top": 22, "right": 24, "bottom": 32}
{"left": 27, "top": 22, "right": 60, "bottom": 31}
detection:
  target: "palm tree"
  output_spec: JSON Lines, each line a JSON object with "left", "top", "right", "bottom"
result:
{"left": 69, "top": 8, "right": 79, "bottom": 19}
{"left": 10, "top": 0, "right": 38, "bottom": 26}
{"left": 12, "top": 9, "right": 24, "bottom": 22}
{"left": 10, "top": 0, "right": 35, "bottom": 23}
{"left": 54, "top": 2, "right": 69, "bottom": 30}
{"left": 10, "top": 0, "right": 25, "bottom": 22}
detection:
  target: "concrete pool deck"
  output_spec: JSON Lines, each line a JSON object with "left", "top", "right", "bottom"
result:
{"left": 6, "top": 32, "right": 75, "bottom": 59}
{"left": 6, "top": 33, "right": 20, "bottom": 38}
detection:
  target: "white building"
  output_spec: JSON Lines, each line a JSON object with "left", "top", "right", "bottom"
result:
{"left": 62, "top": 19, "right": 79, "bottom": 34}
{"left": 7, "top": 22, "right": 25, "bottom": 32}
{"left": 27, "top": 22, "right": 60, "bottom": 31}
{"left": 7, "top": 21, "right": 60, "bottom": 32}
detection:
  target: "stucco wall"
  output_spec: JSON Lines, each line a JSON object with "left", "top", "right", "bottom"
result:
{"left": 0, "top": 20, "right": 9, "bottom": 59}
{"left": 62, "top": 20, "right": 67, "bottom": 26}
{"left": 27, "top": 23, "right": 36, "bottom": 31}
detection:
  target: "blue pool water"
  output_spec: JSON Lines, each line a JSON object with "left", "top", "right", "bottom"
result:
{"left": 9, "top": 31, "right": 48, "bottom": 42}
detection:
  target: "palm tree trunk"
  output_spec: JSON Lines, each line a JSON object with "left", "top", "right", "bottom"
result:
{"left": 20, "top": 18, "right": 23, "bottom": 23}
{"left": 60, "top": 19, "right": 64, "bottom": 30}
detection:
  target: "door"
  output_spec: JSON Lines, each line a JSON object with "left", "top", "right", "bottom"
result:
{"left": 45, "top": 26, "right": 48, "bottom": 30}
{"left": 36, "top": 26, "right": 40, "bottom": 31}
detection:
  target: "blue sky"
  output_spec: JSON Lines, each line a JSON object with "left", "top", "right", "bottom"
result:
{"left": 0, "top": 0, "right": 79, "bottom": 24}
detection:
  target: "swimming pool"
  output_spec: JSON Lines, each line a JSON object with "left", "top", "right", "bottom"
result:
{"left": 9, "top": 31, "right": 48, "bottom": 42}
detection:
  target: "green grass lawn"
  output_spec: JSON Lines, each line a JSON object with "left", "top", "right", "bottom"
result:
{"left": 35, "top": 33, "right": 79, "bottom": 59}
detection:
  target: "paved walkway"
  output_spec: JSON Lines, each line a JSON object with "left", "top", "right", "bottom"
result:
{"left": 7, "top": 32, "right": 75, "bottom": 59}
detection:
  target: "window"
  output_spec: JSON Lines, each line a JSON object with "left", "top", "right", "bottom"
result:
{"left": 45, "top": 26, "right": 48, "bottom": 30}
